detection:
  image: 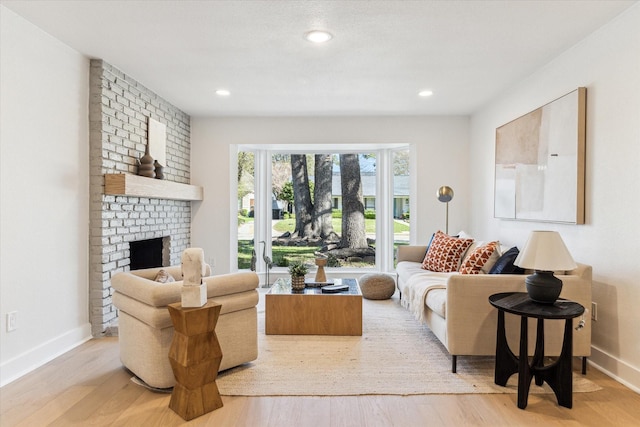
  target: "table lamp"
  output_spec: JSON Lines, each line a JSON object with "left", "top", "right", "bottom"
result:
{"left": 514, "top": 231, "right": 577, "bottom": 304}
{"left": 436, "top": 186, "right": 454, "bottom": 235}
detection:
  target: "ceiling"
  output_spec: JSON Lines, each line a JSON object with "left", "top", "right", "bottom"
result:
{"left": 2, "top": 0, "right": 635, "bottom": 117}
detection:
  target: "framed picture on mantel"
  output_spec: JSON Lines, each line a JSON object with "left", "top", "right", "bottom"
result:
{"left": 494, "top": 87, "right": 586, "bottom": 224}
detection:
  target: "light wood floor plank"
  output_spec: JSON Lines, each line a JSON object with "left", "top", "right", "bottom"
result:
{"left": 329, "top": 396, "right": 363, "bottom": 427}
{"left": 47, "top": 366, "right": 135, "bottom": 426}
{"left": 357, "top": 395, "right": 405, "bottom": 427}
{"left": 195, "top": 395, "right": 246, "bottom": 426}
{"left": 1, "top": 337, "right": 640, "bottom": 426}
{"left": 0, "top": 339, "right": 121, "bottom": 425}
{"left": 234, "top": 396, "right": 276, "bottom": 426}
{"left": 112, "top": 391, "right": 178, "bottom": 426}
{"left": 12, "top": 386, "right": 95, "bottom": 427}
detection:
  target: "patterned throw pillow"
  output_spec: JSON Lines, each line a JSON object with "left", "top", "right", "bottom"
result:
{"left": 421, "top": 231, "right": 474, "bottom": 272}
{"left": 422, "top": 232, "right": 435, "bottom": 259}
{"left": 480, "top": 245, "right": 502, "bottom": 274}
{"left": 153, "top": 269, "right": 175, "bottom": 283}
{"left": 459, "top": 241, "right": 499, "bottom": 274}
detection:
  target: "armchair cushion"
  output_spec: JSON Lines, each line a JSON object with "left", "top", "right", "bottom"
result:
{"left": 112, "top": 268, "right": 256, "bottom": 307}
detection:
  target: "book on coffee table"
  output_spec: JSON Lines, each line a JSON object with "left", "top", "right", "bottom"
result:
{"left": 305, "top": 278, "right": 334, "bottom": 288}
{"left": 321, "top": 284, "right": 350, "bottom": 293}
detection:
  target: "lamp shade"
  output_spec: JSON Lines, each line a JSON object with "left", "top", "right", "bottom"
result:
{"left": 514, "top": 231, "right": 577, "bottom": 271}
{"left": 437, "top": 186, "right": 454, "bottom": 203}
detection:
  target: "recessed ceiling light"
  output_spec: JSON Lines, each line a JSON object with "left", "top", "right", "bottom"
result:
{"left": 419, "top": 90, "right": 433, "bottom": 97}
{"left": 215, "top": 89, "right": 230, "bottom": 97}
{"left": 304, "top": 30, "right": 333, "bottom": 43}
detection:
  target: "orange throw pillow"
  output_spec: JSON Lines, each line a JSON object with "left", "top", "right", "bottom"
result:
{"left": 421, "top": 231, "right": 474, "bottom": 272}
{"left": 459, "top": 241, "right": 499, "bottom": 274}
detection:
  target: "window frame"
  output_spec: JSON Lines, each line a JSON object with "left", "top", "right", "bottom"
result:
{"left": 232, "top": 143, "right": 412, "bottom": 276}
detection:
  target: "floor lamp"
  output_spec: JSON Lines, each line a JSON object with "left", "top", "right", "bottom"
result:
{"left": 437, "top": 186, "right": 454, "bottom": 235}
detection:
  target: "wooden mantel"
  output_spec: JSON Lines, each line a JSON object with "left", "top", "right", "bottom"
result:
{"left": 104, "top": 173, "right": 203, "bottom": 201}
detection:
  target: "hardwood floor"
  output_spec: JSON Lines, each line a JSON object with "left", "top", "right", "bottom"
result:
{"left": 1, "top": 337, "right": 639, "bottom": 426}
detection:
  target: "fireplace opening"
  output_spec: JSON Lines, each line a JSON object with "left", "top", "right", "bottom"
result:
{"left": 129, "top": 237, "right": 169, "bottom": 270}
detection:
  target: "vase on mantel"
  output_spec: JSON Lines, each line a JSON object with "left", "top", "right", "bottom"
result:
{"left": 138, "top": 144, "right": 155, "bottom": 178}
{"left": 154, "top": 160, "right": 164, "bottom": 180}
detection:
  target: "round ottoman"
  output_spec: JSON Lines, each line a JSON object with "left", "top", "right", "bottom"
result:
{"left": 359, "top": 274, "right": 396, "bottom": 300}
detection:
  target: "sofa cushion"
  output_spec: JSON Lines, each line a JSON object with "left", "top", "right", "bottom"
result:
{"left": 459, "top": 241, "right": 499, "bottom": 274}
{"left": 425, "top": 288, "right": 447, "bottom": 318}
{"left": 397, "top": 261, "right": 426, "bottom": 281}
{"left": 489, "top": 247, "right": 525, "bottom": 274}
{"left": 421, "top": 231, "right": 474, "bottom": 272}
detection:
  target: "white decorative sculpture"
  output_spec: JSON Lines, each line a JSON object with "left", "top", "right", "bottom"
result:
{"left": 180, "top": 248, "right": 207, "bottom": 307}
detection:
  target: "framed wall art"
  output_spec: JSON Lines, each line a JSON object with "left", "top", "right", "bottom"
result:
{"left": 494, "top": 87, "right": 586, "bottom": 224}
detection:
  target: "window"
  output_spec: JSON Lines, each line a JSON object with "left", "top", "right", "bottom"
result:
{"left": 235, "top": 145, "right": 411, "bottom": 276}
{"left": 392, "top": 148, "right": 411, "bottom": 265}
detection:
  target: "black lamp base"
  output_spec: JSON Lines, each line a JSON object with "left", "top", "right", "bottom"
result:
{"left": 525, "top": 270, "right": 562, "bottom": 304}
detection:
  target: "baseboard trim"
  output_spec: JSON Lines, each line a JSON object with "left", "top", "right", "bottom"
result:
{"left": 0, "top": 323, "right": 92, "bottom": 387}
{"left": 589, "top": 345, "right": 640, "bottom": 394}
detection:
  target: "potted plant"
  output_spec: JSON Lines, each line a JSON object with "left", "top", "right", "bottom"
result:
{"left": 288, "top": 261, "right": 309, "bottom": 291}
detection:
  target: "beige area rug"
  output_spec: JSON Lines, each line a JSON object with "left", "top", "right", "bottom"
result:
{"left": 216, "top": 295, "right": 600, "bottom": 396}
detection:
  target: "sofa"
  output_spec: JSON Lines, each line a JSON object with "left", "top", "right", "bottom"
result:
{"left": 396, "top": 237, "right": 592, "bottom": 373}
{"left": 112, "top": 265, "right": 259, "bottom": 388}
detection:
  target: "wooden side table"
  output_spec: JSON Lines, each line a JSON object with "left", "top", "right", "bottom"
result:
{"left": 167, "top": 301, "right": 223, "bottom": 420}
{"left": 488, "top": 292, "right": 584, "bottom": 409}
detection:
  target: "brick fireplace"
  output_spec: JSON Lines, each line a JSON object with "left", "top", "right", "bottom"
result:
{"left": 89, "top": 60, "right": 194, "bottom": 336}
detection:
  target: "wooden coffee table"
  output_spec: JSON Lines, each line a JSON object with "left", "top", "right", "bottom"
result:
{"left": 265, "top": 278, "right": 362, "bottom": 336}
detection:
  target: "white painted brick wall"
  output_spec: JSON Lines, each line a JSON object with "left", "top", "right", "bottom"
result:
{"left": 89, "top": 60, "right": 193, "bottom": 336}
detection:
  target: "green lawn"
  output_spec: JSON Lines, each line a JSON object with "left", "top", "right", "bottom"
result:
{"left": 238, "top": 240, "right": 318, "bottom": 268}
{"left": 238, "top": 239, "right": 410, "bottom": 269}
{"left": 272, "top": 218, "right": 409, "bottom": 234}
{"left": 237, "top": 214, "right": 410, "bottom": 269}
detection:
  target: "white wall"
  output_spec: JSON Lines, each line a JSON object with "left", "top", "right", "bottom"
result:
{"left": 0, "top": 6, "right": 91, "bottom": 386}
{"left": 191, "top": 116, "right": 470, "bottom": 273}
{"left": 469, "top": 4, "right": 640, "bottom": 391}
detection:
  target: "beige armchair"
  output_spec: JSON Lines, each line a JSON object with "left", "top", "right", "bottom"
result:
{"left": 112, "top": 266, "right": 259, "bottom": 389}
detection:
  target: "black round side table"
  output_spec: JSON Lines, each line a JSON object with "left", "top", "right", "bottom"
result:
{"left": 488, "top": 292, "right": 585, "bottom": 410}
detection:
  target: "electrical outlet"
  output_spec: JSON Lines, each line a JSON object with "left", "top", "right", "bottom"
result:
{"left": 591, "top": 302, "right": 597, "bottom": 321}
{"left": 7, "top": 312, "right": 17, "bottom": 332}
